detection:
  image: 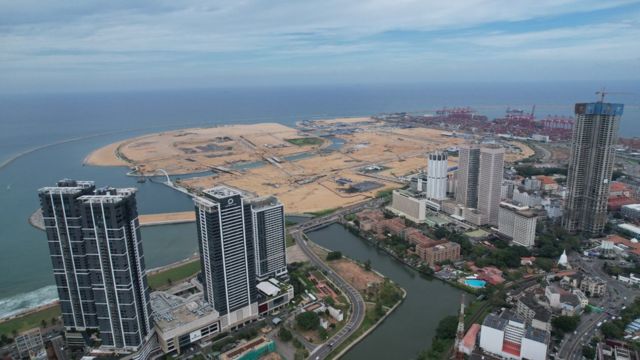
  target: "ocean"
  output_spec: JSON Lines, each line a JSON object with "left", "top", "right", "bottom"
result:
{"left": 0, "top": 81, "right": 638, "bottom": 318}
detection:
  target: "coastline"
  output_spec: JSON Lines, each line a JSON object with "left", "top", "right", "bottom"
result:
{"left": 28, "top": 208, "right": 196, "bottom": 231}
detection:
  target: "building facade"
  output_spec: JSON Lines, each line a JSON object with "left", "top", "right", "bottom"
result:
{"left": 248, "top": 196, "right": 287, "bottom": 280}
{"left": 194, "top": 186, "right": 258, "bottom": 324}
{"left": 456, "top": 145, "right": 480, "bottom": 208}
{"left": 390, "top": 189, "right": 428, "bottom": 223}
{"left": 563, "top": 102, "right": 624, "bottom": 234}
{"left": 426, "top": 151, "right": 448, "bottom": 200}
{"left": 478, "top": 145, "right": 505, "bottom": 226}
{"left": 78, "top": 187, "right": 153, "bottom": 350}
{"left": 498, "top": 202, "right": 537, "bottom": 248}
{"left": 39, "top": 179, "right": 96, "bottom": 331}
{"left": 38, "top": 180, "right": 152, "bottom": 351}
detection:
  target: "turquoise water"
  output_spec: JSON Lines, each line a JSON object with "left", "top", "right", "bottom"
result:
{"left": 464, "top": 279, "right": 487, "bottom": 288}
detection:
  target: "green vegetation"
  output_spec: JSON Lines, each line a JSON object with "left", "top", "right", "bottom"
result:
{"left": 0, "top": 305, "right": 61, "bottom": 337}
{"left": 286, "top": 233, "right": 296, "bottom": 247}
{"left": 515, "top": 165, "right": 567, "bottom": 177}
{"left": 296, "top": 311, "right": 320, "bottom": 331}
{"left": 307, "top": 208, "right": 339, "bottom": 217}
{"left": 535, "top": 225, "right": 580, "bottom": 258}
{"left": 375, "top": 188, "right": 394, "bottom": 200}
{"left": 326, "top": 251, "right": 343, "bottom": 261}
{"left": 278, "top": 327, "right": 293, "bottom": 342}
{"left": 147, "top": 260, "right": 200, "bottom": 290}
{"left": 582, "top": 345, "right": 596, "bottom": 359}
{"left": 285, "top": 137, "right": 324, "bottom": 146}
{"left": 598, "top": 297, "right": 640, "bottom": 341}
{"left": 416, "top": 315, "right": 458, "bottom": 360}
{"left": 552, "top": 315, "right": 580, "bottom": 336}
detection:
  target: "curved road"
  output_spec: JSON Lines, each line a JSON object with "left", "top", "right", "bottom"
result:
{"left": 292, "top": 229, "right": 366, "bottom": 360}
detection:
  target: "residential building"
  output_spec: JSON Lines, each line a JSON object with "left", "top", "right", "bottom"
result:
{"left": 416, "top": 241, "right": 461, "bottom": 266}
{"left": 479, "top": 312, "right": 549, "bottom": 360}
{"left": 622, "top": 204, "right": 640, "bottom": 220}
{"left": 194, "top": 186, "right": 258, "bottom": 325}
{"left": 426, "top": 151, "right": 448, "bottom": 200}
{"left": 498, "top": 202, "right": 537, "bottom": 248}
{"left": 77, "top": 187, "right": 153, "bottom": 350}
{"left": 38, "top": 180, "right": 153, "bottom": 351}
{"left": 14, "top": 329, "right": 45, "bottom": 359}
{"left": 38, "top": 179, "right": 96, "bottom": 330}
{"left": 516, "top": 294, "right": 552, "bottom": 332}
{"left": 389, "top": 189, "right": 428, "bottom": 223}
{"left": 536, "top": 175, "right": 558, "bottom": 191}
{"left": 564, "top": 102, "right": 624, "bottom": 234}
{"left": 248, "top": 196, "right": 287, "bottom": 280}
{"left": 524, "top": 178, "right": 542, "bottom": 191}
{"left": 580, "top": 276, "right": 606, "bottom": 297}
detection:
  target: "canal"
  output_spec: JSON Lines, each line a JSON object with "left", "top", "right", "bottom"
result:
{"left": 307, "top": 224, "right": 464, "bottom": 360}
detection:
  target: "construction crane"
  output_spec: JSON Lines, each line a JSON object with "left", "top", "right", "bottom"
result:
{"left": 596, "top": 88, "right": 635, "bottom": 102}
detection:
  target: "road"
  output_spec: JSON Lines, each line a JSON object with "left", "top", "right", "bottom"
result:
{"left": 557, "top": 254, "right": 636, "bottom": 360}
{"left": 288, "top": 199, "right": 384, "bottom": 359}
{"left": 292, "top": 230, "right": 366, "bottom": 360}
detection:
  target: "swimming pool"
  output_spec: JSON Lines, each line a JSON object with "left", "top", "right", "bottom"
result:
{"left": 464, "top": 279, "right": 487, "bottom": 288}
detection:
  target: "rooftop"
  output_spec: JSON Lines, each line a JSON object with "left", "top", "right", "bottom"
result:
{"left": 150, "top": 292, "right": 219, "bottom": 336}
{"left": 203, "top": 186, "right": 242, "bottom": 200}
{"left": 247, "top": 195, "right": 281, "bottom": 210}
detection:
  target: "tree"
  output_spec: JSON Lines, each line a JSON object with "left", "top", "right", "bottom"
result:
{"left": 278, "top": 327, "right": 293, "bottom": 342}
{"left": 326, "top": 251, "right": 342, "bottom": 261}
{"left": 40, "top": 319, "right": 47, "bottom": 328}
{"left": 435, "top": 315, "right": 459, "bottom": 340}
{"left": 582, "top": 346, "right": 596, "bottom": 359}
{"left": 601, "top": 321, "right": 625, "bottom": 339}
{"left": 364, "top": 259, "right": 372, "bottom": 271}
{"left": 296, "top": 311, "right": 320, "bottom": 331}
{"left": 552, "top": 315, "right": 580, "bottom": 334}
{"left": 167, "top": 278, "right": 173, "bottom": 286}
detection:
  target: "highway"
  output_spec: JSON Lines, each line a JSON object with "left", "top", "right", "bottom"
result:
{"left": 289, "top": 198, "right": 384, "bottom": 359}
{"left": 557, "top": 254, "right": 635, "bottom": 360}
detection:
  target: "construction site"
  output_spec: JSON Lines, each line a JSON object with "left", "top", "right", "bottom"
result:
{"left": 86, "top": 117, "right": 533, "bottom": 213}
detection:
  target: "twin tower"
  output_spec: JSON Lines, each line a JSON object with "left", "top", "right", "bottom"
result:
{"left": 39, "top": 181, "right": 286, "bottom": 353}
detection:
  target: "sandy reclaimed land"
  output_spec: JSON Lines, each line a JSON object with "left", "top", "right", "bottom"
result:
{"left": 86, "top": 120, "right": 533, "bottom": 214}
{"left": 85, "top": 140, "right": 129, "bottom": 166}
{"left": 138, "top": 211, "right": 195, "bottom": 226}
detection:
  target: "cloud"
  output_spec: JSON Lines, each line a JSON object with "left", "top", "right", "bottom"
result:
{"left": 0, "top": 0, "right": 639, "bottom": 92}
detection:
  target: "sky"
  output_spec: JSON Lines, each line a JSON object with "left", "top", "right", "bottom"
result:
{"left": 1, "top": 0, "right": 639, "bottom": 93}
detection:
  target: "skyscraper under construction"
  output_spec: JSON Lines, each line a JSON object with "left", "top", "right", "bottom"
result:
{"left": 563, "top": 102, "right": 624, "bottom": 234}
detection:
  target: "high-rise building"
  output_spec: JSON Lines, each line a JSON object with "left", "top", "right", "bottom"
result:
{"left": 248, "top": 196, "right": 287, "bottom": 280}
{"left": 39, "top": 179, "right": 96, "bottom": 331}
{"left": 39, "top": 181, "right": 152, "bottom": 351}
{"left": 456, "top": 145, "right": 480, "bottom": 208}
{"left": 455, "top": 145, "right": 504, "bottom": 225}
{"left": 478, "top": 145, "right": 505, "bottom": 226}
{"left": 498, "top": 202, "right": 537, "bottom": 248}
{"left": 194, "top": 186, "right": 258, "bottom": 324}
{"left": 78, "top": 187, "right": 152, "bottom": 350}
{"left": 563, "top": 102, "right": 624, "bottom": 234}
{"left": 426, "top": 151, "right": 448, "bottom": 200}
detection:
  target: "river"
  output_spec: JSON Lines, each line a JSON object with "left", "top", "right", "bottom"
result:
{"left": 307, "top": 224, "right": 464, "bottom": 360}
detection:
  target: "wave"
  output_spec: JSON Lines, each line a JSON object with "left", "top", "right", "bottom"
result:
{"left": 0, "top": 286, "right": 59, "bottom": 319}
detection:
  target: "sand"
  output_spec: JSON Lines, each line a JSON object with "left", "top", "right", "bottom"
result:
{"left": 86, "top": 120, "right": 533, "bottom": 214}
{"left": 138, "top": 211, "right": 195, "bottom": 226}
{"left": 85, "top": 140, "right": 129, "bottom": 166}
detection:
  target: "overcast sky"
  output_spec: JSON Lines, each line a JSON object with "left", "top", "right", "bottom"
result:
{"left": 1, "top": 0, "right": 639, "bottom": 93}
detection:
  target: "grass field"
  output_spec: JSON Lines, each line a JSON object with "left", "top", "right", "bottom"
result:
{"left": 147, "top": 259, "right": 201, "bottom": 290}
{"left": 285, "top": 137, "right": 324, "bottom": 146}
{"left": 0, "top": 305, "right": 61, "bottom": 337}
